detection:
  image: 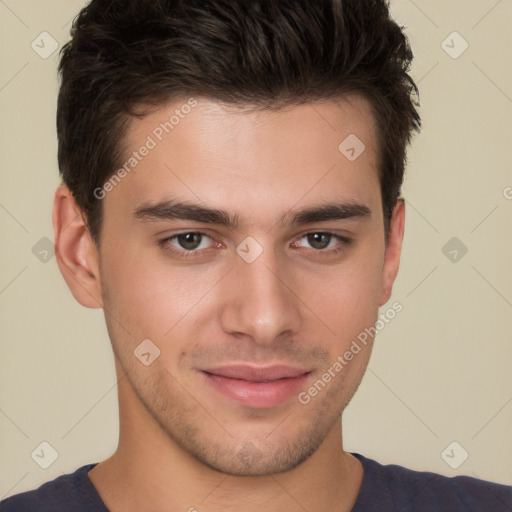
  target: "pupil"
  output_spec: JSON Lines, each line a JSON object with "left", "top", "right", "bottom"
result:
{"left": 179, "top": 233, "right": 201, "bottom": 250}
{"left": 308, "top": 233, "right": 330, "bottom": 250}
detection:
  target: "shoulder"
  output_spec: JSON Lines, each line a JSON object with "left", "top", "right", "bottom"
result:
{"left": 351, "top": 452, "right": 512, "bottom": 512}
{"left": 0, "top": 464, "right": 108, "bottom": 512}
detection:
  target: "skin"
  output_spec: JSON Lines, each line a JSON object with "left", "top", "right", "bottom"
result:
{"left": 53, "top": 95, "right": 405, "bottom": 512}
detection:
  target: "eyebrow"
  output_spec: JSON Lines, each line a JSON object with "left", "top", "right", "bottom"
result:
{"left": 134, "top": 200, "right": 238, "bottom": 227}
{"left": 285, "top": 202, "right": 371, "bottom": 226}
{"left": 133, "top": 199, "right": 371, "bottom": 228}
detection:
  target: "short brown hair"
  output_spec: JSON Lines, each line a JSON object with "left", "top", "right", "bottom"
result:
{"left": 57, "top": 0, "right": 421, "bottom": 245}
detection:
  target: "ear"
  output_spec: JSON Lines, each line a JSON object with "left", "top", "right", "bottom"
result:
{"left": 378, "top": 198, "right": 405, "bottom": 306}
{"left": 52, "top": 184, "right": 103, "bottom": 308}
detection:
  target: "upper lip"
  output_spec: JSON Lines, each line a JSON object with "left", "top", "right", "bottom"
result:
{"left": 201, "top": 365, "right": 311, "bottom": 381}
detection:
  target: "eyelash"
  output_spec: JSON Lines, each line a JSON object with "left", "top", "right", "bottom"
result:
{"left": 158, "top": 231, "right": 352, "bottom": 260}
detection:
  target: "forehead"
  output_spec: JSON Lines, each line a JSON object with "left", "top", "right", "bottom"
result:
{"left": 104, "top": 95, "right": 381, "bottom": 226}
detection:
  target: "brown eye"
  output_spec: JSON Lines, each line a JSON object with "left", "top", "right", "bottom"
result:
{"left": 162, "top": 232, "right": 214, "bottom": 253}
{"left": 306, "top": 233, "right": 333, "bottom": 250}
{"left": 292, "top": 232, "right": 351, "bottom": 255}
{"left": 174, "top": 232, "right": 204, "bottom": 250}
{"left": 159, "top": 231, "right": 220, "bottom": 261}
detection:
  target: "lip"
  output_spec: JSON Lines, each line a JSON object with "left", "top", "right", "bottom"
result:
{"left": 202, "top": 364, "right": 311, "bottom": 381}
{"left": 200, "top": 365, "right": 312, "bottom": 408}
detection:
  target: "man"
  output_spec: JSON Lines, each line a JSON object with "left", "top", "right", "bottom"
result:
{"left": 1, "top": 0, "right": 510, "bottom": 511}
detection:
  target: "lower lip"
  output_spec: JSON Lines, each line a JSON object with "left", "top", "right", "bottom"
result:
{"left": 201, "top": 371, "right": 312, "bottom": 408}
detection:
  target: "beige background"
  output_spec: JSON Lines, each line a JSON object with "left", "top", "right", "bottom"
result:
{"left": 1, "top": 0, "right": 511, "bottom": 499}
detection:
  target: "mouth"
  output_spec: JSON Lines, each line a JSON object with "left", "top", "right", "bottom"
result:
{"left": 199, "top": 364, "right": 313, "bottom": 408}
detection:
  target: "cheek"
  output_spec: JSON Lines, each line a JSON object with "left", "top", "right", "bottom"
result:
{"left": 100, "top": 243, "right": 219, "bottom": 341}
{"left": 302, "top": 249, "right": 384, "bottom": 341}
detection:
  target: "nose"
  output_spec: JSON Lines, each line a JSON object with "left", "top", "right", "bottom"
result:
{"left": 219, "top": 243, "right": 303, "bottom": 347}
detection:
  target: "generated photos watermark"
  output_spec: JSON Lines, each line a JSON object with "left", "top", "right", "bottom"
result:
{"left": 298, "top": 301, "right": 403, "bottom": 405}
{"left": 93, "top": 97, "right": 198, "bottom": 200}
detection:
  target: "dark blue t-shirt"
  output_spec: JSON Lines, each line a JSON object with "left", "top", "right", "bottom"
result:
{"left": 1, "top": 453, "right": 511, "bottom": 511}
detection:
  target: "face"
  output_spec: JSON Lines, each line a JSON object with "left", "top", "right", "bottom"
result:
{"left": 56, "top": 95, "right": 404, "bottom": 477}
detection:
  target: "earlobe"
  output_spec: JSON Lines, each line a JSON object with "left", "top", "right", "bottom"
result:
{"left": 52, "top": 184, "right": 103, "bottom": 309}
{"left": 379, "top": 198, "right": 405, "bottom": 307}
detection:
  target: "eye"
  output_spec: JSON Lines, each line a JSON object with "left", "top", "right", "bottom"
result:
{"left": 300, "top": 233, "right": 336, "bottom": 250}
{"left": 293, "top": 232, "right": 351, "bottom": 253}
{"left": 163, "top": 232, "right": 214, "bottom": 253}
